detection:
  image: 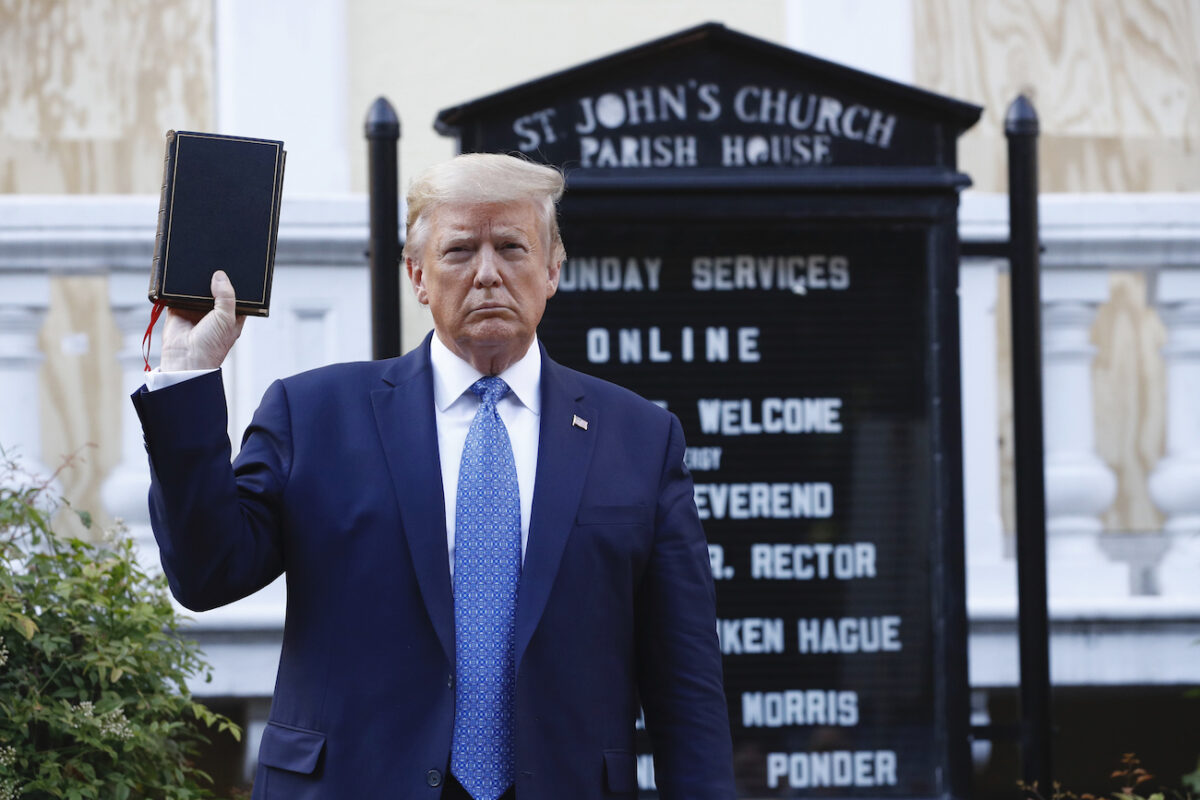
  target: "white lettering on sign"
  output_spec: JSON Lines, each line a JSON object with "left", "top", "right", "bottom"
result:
{"left": 512, "top": 83, "right": 900, "bottom": 165}
{"left": 694, "top": 483, "right": 833, "bottom": 520}
{"left": 708, "top": 543, "right": 734, "bottom": 580}
{"left": 579, "top": 135, "right": 698, "bottom": 168}
{"left": 574, "top": 83, "right": 721, "bottom": 133}
{"left": 717, "top": 618, "right": 785, "bottom": 654}
{"left": 584, "top": 326, "right": 760, "bottom": 364}
{"left": 512, "top": 108, "right": 559, "bottom": 151}
{"left": 796, "top": 617, "right": 902, "bottom": 653}
{"left": 766, "top": 751, "right": 898, "bottom": 789}
{"left": 558, "top": 257, "right": 662, "bottom": 291}
{"left": 696, "top": 397, "right": 843, "bottom": 435}
{"left": 684, "top": 446, "right": 722, "bottom": 471}
{"left": 742, "top": 690, "right": 859, "bottom": 727}
{"left": 750, "top": 543, "right": 876, "bottom": 580}
{"left": 730, "top": 88, "right": 896, "bottom": 147}
{"left": 692, "top": 255, "right": 850, "bottom": 293}
{"left": 721, "top": 133, "right": 832, "bottom": 166}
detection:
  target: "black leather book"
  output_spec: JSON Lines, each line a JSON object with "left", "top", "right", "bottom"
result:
{"left": 149, "top": 130, "right": 286, "bottom": 317}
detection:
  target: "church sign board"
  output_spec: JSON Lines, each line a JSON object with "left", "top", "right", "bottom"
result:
{"left": 436, "top": 23, "right": 982, "bottom": 799}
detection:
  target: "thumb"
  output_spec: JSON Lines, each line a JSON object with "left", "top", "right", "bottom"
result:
{"left": 211, "top": 270, "right": 237, "bottom": 316}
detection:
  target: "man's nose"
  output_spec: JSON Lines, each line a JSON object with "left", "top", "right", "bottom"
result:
{"left": 474, "top": 248, "right": 502, "bottom": 286}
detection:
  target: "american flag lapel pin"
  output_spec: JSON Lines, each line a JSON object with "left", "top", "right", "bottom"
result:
{"left": 572, "top": 414, "right": 589, "bottom": 431}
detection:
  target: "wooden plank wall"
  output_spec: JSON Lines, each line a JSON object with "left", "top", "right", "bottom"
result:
{"left": 914, "top": 0, "right": 1196, "bottom": 535}
{"left": 914, "top": 0, "right": 1200, "bottom": 193}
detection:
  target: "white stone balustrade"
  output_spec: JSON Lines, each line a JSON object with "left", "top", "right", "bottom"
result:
{"left": 959, "top": 261, "right": 1015, "bottom": 606}
{"left": 0, "top": 296, "right": 51, "bottom": 482}
{"left": 1035, "top": 196, "right": 1200, "bottom": 605}
{"left": 1149, "top": 270, "right": 1200, "bottom": 596}
{"left": 1039, "top": 272, "right": 1126, "bottom": 596}
{"left": 99, "top": 290, "right": 159, "bottom": 573}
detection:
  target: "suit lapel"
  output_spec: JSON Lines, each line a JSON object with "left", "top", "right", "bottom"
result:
{"left": 371, "top": 336, "right": 455, "bottom": 666}
{"left": 516, "top": 351, "right": 596, "bottom": 671}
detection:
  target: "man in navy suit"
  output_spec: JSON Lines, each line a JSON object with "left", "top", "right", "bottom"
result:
{"left": 133, "top": 153, "right": 734, "bottom": 799}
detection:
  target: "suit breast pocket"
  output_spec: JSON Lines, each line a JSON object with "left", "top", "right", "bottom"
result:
{"left": 573, "top": 505, "right": 653, "bottom": 569}
{"left": 575, "top": 504, "right": 652, "bottom": 528}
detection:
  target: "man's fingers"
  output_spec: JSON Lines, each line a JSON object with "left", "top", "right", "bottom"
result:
{"left": 211, "top": 270, "right": 238, "bottom": 316}
{"left": 156, "top": 271, "right": 244, "bottom": 370}
{"left": 167, "top": 306, "right": 206, "bottom": 327}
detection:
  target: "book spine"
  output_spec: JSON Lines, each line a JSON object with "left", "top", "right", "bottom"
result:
{"left": 148, "top": 130, "right": 177, "bottom": 301}
{"left": 257, "top": 147, "right": 287, "bottom": 318}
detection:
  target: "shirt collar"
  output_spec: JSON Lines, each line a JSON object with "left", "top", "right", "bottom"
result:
{"left": 430, "top": 333, "right": 542, "bottom": 415}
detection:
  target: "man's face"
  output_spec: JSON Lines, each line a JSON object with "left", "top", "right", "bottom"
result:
{"left": 408, "top": 200, "right": 561, "bottom": 374}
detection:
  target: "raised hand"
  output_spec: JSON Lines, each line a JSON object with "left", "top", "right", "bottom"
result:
{"left": 159, "top": 270, "right": 246, "bottom": 371}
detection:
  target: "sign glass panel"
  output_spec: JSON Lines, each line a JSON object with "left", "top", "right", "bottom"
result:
{"left": 540, "top": 218, "right": 938, "bottom": 798}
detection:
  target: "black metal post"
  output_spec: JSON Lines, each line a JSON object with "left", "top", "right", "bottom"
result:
{"left": 365, "top": 96, "right": 402, "bottom": 360}
{"left": 1006, "top": 94, "right": 1053, "bottom": 796}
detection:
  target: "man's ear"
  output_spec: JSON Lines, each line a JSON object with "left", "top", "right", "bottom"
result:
{"left": 407, "top": 257, "right": 429, "bottom": 305}
{"left": 545, "top": 257, "right": 562, "bottom": 299}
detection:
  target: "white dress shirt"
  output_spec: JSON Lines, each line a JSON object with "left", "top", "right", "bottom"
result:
{"left": 430, "top": 334, "right": 540, "bottom": 576}
{"left": 145, "top": 335, "right": 543, "bottom": 577}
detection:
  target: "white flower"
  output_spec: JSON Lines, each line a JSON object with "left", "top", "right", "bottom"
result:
{"left": 68, "top": 700, "right": 133, "bottom": 741}
{"left": 98, "top": 708, "right": 133, "bottom": 741}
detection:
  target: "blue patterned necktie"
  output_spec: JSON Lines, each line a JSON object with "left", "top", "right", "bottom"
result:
{"left": 451, "top": 376, "right": 521, "bottom": 800}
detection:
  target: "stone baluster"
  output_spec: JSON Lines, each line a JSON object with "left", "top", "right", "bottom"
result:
{"left": 1040, "top": 272, "right": 1125, "bottom": 596}
{"left": 100, "top": 302, "right": 158, "bottom": 572}
{"left": 1149, "top": 271, "right": 1200, "bottom": 596}
{"left": 960, "top": 263, "right": 1014, "bottom": 602}
{"left": 0, "top": 302, "right": 54, "bottom": 484}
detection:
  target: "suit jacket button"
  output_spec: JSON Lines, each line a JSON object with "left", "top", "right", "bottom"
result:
{"left": 426, "top": 769, "right": 443, "bottom": 787}
{"left": 447, "top": 673, "right": 454, "bottom": 688}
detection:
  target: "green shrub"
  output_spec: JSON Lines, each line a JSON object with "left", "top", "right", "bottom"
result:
{"left": 0, "top": 452, "right": 240, "bottom": 799}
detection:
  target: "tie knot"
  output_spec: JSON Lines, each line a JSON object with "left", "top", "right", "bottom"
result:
{"left": 470, "top": 376, "right": 510, "bottom": 408}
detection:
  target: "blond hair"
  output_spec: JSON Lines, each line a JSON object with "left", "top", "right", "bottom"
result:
{"left": 403, "top": 153, "right": 566, "bottom": 264}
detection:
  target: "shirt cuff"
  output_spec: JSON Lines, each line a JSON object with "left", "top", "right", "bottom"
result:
{"left": 145, "top": 368, "right": 218, "bottom": 391}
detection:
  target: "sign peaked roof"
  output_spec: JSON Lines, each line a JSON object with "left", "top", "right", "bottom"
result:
{"left": 437, "top": 22, "right": 981, "bottom": 135}
{"left": 435, "top": 22, "right": 982, "bottom": 176}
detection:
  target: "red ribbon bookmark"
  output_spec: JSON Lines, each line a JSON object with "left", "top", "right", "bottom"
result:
{"left": 142, "top": 301, "right": 166, "bottom": 372}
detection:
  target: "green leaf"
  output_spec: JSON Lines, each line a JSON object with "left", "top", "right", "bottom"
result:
{"left": 75, "top": 509, "right": 92, "bottom": 529}
{"left": 15, "top": 613, "right": 37, "bottom": 639}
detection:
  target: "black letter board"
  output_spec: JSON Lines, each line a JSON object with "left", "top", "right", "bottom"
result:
{"left": 436, "top": 23, "right": 982, "bottom": 799}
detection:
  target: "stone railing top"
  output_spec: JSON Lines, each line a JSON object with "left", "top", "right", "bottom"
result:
{"left": 960, "top": 192, "right": 1200, "bottom": 270}
{"left": 0, "top": 194, "right": 370, "bottom": 272}
{"left": 4, "top": 192, "right": 1197, "bottom": 272}
{"left": 969, "top": 595, "right": 1200, "bottom": 624}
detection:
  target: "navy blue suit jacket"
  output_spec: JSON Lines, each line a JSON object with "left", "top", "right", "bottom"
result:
{"left": 133, "top": 336, "right": 734, "bottom": 799}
